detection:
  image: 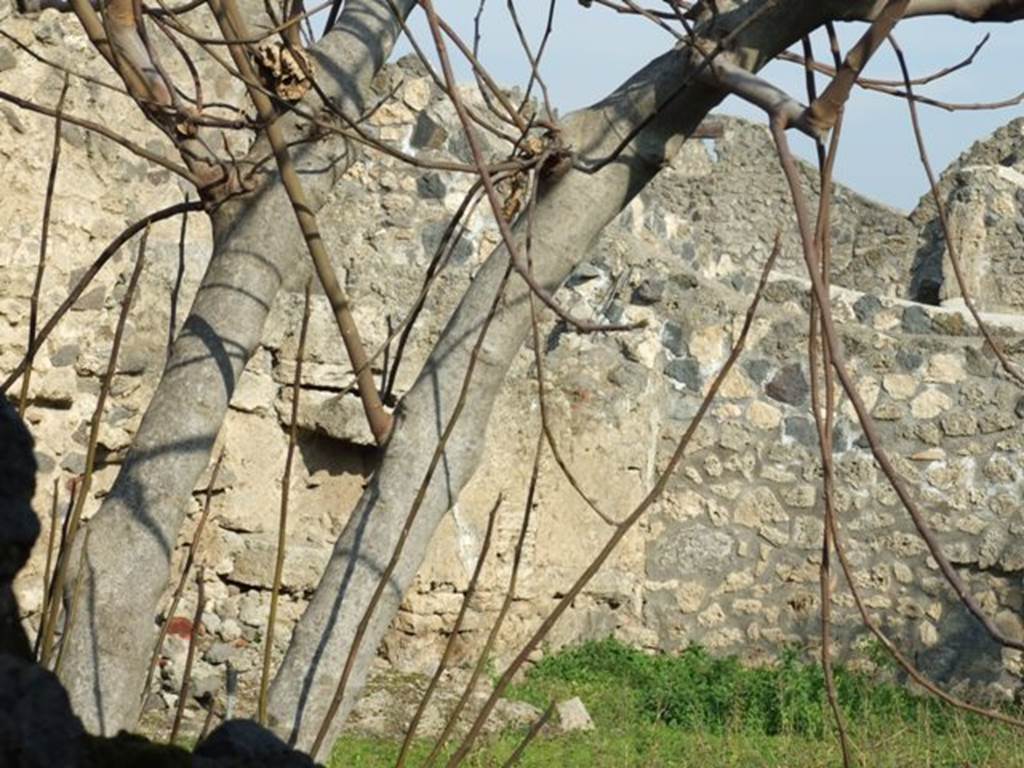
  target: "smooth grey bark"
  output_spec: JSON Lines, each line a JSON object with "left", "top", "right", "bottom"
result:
{"left": 59, "top": 0, "right": 416, "bottom": 735}
{"left": 266, "top": 1, "right": 831, "bottom": 750}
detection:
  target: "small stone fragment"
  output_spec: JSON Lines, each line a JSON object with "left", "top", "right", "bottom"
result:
{"left": 556, "top": 697, "right": 595, "bottom": 733}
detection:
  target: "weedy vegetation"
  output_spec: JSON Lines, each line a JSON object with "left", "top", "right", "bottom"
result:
{"left": 331, "top": 638, "right": 1024, "bottom": 767}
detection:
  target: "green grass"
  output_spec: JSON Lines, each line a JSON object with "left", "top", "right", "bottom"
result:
{"left": 329, "top": 638, "right": 1024, "bottom": 767}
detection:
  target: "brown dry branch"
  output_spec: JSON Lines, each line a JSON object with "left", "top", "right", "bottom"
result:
{"left": 420, "top": 0, "right": 643, "bottom": 335}
{"left": 588, "top": 0, "right": 689, "bottom": 22}
{"left": 18, "top": 73, "right": 69, "bottom": 417}
{"left": 446, "top": 234, "right": 783, "bottom": 766}
{"left": 382, "top": 0, "right": 523, "bottom": 146}
{"left": 872, "top": 86, "right": 1024, "bottom": 113}
{"left": 1, "top": 200, "right": 205, "bottom": 395}
{"left": 262, "top": 176, "right": 501, "bottom": 413}
{"left": 0, "top": 87, "right": 194, "bottom": 181}
{"left": 697, "top": 50, "right": 824, "bottom": 139}
{"left": 506, "top": 0, "right": 557, "bottom": 121}
{"left": 169, "top": 567, "right": 206, "bottom": 744}
{"left": 40, "top": 479, "right": 61, "bottom": 638}
{"left": 382, "top": 179, "right": 491, "bottom": 403}
{"left": 800, "top": 28, "right": 852, "bottom": 768}
{"left": 397, "top": 2, "right": 530, "bottom": 139}
{"left": 209, "top": 0, "right": 392, "bottom": 444}
{"left": 34, "top": 476, "right": 78, "bottom": 661}
{"left": 783, "top": 43, "right": 1023, "bottom": 113}
{"left": 39, "top": 225, "right": 151, "bottom": 667}
{"left": 149, "top": 0, "right": 333, "bottom": 45}
{"left": 422, "top": 433, "right": 541, "bottom": 768}
{"left": 462, "top": 0, "right": 516, "bottom": 130}
{"left": 613, "top": 0, "right": 687, "bottom": 39}
{"left": 422, "top": 412, "right": 543, "bottom": 768}
{"left": 501, "top": 700, "right": 556, "bottom": 767}
{"left": 524, "top": 171, "right": 620, "bottom": 528}
{"left": 803, "top": 0, "right": 911, "bottom": 133}
{"left": 770, "top": 116, "right": 1024, "bottom": 655}
{"left": 307, "top": 255, "right": 517, "bottom": 759}
{"left": 152, "top": 18, "right": 205, "bottom": 111}
{"left": 52, "top": 527, "right": 90, "bottom": 676}
{"left": 67, "top": 0, "right": 160, "bottom": 103}
{"left": 780, "top": 32, "right": 986, "bottom": 88}
{"left": 141, "top": 449, "right": 225, "bottom": 714}
{"left": 889, "top": 35, "right": 1024, "bottom": 388}
{"left": 393, "top": 495, "right": 503, "bottom": 768}
{"left": 167, "top": 193, "right": 191, "bottom": 361}
{"left": 258, "top": 280, "right": 312, "bottom": 725}
{"left": 0, "top": 27, "right": 129, "bottom": 97}
{"left": 432, "top": 11, "right": 531, "bottom": 132}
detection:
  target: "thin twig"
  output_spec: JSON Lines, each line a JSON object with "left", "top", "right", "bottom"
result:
{"left": 424, "top": 433, "right": 541, "bottom": 768}
{"left": 394, "top": 495, "right": 503, "bottom": 768}
{"left": 258, "top": 279, "right": 312, "bottom": 724}
{"left": 35, "top": 476, "right": 77, "bottom": 660}
{"left": 781, "top": 32, "right": 989, "bottom": 89}
{"left": 52, "top": 527, "right": 90, "bottom": 676}
{"left": 889, "top": 35, "right": 1024, "bottom": 388}
{"left": 0, "top": 88, "right": 194, "bottom": 181}
{"left": 419, "top": 0, "right": 641, "bottom": 335}
{"left": 501, "top": 701, "right": 555, "bottom": 767}
{"left": 169, "top": 567, "right": 206, "bottom": 744}
{"left": 142, "top": 449, "right": 225, "bottom": 710}
{"left": 381, "top": 0, "right": 523, "bottom": 145}
{"left": 2, "top": 200, "right": 205, "bottom": 394}
{"left": 446, "top": 233, "right": 782, "bottom": 766}
{"left": 308, "top": 262, "right": 518, "bottom": 760}
{"left": 18, "top": 74, "right": 69, "bottom": 416}
{"left": 39, "top": 478, "right": 60, "bottom": 642}
{"left": 197, "top": 694, "right": 219, "bottom": 742}
{"left": 167, "top": 198, "right": 190, "bottom": 362}
{"left": 523, "top": 168, "right": 617, "bottom": 525}
{"left": 38, "top": 224, "right": 151, "bottom": 667}
{"left": 510, "top": 0, "right": 556, "bottom": 120}
{"left": 802, "top": 30, "right": 852, "bottom": 767}
{"left": 383, "top": 180, "right": 489, "bottom": 403}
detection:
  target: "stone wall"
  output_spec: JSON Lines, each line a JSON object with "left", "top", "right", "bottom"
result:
{"left": 3, "top": 4, "right": 1024, "bottom": 725}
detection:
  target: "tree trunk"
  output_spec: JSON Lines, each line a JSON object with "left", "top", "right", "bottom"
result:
{"left": 267, "top": 2, "right": 827, "bottom": 749}
{"left": 59, "top": 0, "right": 416, "bottom": 735}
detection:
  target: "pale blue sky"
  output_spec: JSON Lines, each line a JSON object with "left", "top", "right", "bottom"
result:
{"left": 391, "top": 4, "right": 1023, "bottom": 212}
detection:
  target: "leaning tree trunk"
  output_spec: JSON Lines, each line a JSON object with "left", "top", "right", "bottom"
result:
{"left": 59, "top": 0, "right": 416, "bottom": 735}
{"left": 266, "top": 1, "right": 829, "bottom": 749}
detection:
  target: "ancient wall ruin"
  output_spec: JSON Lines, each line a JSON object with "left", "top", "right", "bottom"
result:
{"left": 3, "top": 4, "right": 1024, "bottom": 724}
